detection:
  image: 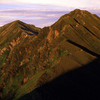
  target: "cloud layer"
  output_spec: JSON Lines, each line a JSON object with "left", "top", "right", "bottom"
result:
{"left": 0, "top": 6, "right": 70, "bottom": 27}
{"left": 0, "top": 0, "right": 100, "bottom": 8}
{"left": 0, "top": 3, "right": 100, "bottom": 28}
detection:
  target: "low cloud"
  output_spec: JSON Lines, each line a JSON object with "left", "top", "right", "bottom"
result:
{"left": 0, "top": 8, "right": 69, "bottom": 28}
{"left": 0, "top": 7, "right": 100, "bottom": 28}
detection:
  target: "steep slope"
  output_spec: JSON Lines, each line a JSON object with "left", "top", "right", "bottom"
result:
{"left": 0, "top": 9, "right": 100, "bottom": 100}
{"left": 0, "top": 20, "right": 40, "bottom": 68}
{"left": 0, "top": 20, "right": 40, "bottom": 45}
{"left": 51, "top": 9, "right": 100, "bottom": 53}
{"left": 0, "top": 21, "right": 40, "bottom": 99}
{"left": 18, "top": 59, "right": 100, "bottom": 100}
{"left": 13, "top": 9, "right": 100, "bottom": 100}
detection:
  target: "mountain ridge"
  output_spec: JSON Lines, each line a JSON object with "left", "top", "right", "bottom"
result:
{"left": 0, "top": 9, "right": 100, "bottom": 100}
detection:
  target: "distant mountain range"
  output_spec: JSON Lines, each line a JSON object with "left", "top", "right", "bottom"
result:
{"left": 0, "top": 9, "right": 100, "bottom": 100}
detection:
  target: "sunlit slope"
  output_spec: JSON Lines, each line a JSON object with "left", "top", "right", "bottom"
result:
{"left": 0, "top": 20, "right": 40, "bottom": 100}
{"left": 0, "top": 9, "right": 100, "bottom": 100}
{"left": 14, "top": 9, "right": 100, "bottom": 100}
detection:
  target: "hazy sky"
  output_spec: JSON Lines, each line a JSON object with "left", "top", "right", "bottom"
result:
{"left": 0, "top": 0, "right": 100, "bottom": 27}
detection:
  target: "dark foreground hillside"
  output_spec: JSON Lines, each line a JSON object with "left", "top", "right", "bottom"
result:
{"left": 0, "top": 9, "right": 100, "bottom": 100}
{"left": 19, "top": 58, "right": 100, "bottom": 100}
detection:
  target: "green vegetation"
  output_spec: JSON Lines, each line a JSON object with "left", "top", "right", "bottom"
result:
{"left": 0, "top": 9, "right": 100, "bottom": 100}
{"left": 13, "top": 71, "right": 44, "bottom": 100}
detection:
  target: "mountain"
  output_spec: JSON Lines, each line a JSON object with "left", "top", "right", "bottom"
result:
{"left": 0, "top": 9, "right": 100, "bottom": 100}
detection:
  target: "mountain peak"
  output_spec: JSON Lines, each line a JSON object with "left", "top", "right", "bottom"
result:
{"left": 12, "top": 20, "right": 22, "bottom": 24}
{"left": 73, "top": 9, "right": 81, "bottom": 12}
{"left": 12, "top": 20, "right": 25, "bottom": 25}
{"left": 69, "top": 9, "right": 85, "bottom": 16}
{"left": 14, "top": 20, "right": 21, "bottom": 22}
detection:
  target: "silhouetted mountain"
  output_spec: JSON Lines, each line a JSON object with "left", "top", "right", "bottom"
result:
{"left": 0, "top": 9, "right": 100, "bottom": 100}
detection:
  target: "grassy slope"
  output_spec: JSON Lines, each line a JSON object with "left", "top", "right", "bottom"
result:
{"left": 0, "top": 9, "right": 100, "bottom": 100}
{"left": 0, "top": 21, "right": 40, "bottom": 100}
{"left": 14, "top": 9, "right": 100, "bottom": 100}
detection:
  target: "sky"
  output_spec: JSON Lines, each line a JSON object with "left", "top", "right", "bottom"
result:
{"left": 0, "top": 0, "right": 100, "bottom": 28}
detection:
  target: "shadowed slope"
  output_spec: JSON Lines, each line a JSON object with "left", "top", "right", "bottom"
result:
{"left": 16, "top": 20, "right": 40, "bottom": 35}
{"left": 67, "top": 39, "right": 100, "bottom": 58}
{"left": 18, "top": 58, "right": 100, "bottom": 100}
